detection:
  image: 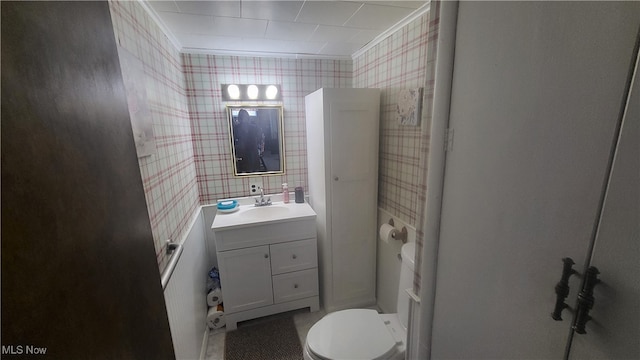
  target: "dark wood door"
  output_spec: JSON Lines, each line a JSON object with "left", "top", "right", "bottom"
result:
{"left": 1, "top": 1, "right": 175, "bottom": 358}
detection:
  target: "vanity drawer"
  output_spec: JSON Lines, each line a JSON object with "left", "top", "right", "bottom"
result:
{"left": 272, "top": 269, "right": 319, "bottom": 304}
{"left": 270, "top": 238, "right": 318, "bottom": 275}
{"left": 214, "top": 218, "right": 316, "bottom": 251}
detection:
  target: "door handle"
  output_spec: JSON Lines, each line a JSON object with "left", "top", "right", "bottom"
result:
{"left": 552, "top": 257, "right": 578, "bottom": 321}
{"left": 573, "top": 266, "right": 600, "bottom": 334}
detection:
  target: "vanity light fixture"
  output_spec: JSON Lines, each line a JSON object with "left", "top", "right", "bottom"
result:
{"left": 221, "top": 84, "right": 282, "bottom": 101}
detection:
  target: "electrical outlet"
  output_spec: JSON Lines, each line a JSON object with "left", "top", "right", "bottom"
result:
{"left": 249, "top": 180, "right": 263, "bottom": 195}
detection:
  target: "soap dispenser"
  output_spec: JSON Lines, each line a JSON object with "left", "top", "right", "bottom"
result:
{"left": 282, "top": 183, "right": 289, "bottom": 203}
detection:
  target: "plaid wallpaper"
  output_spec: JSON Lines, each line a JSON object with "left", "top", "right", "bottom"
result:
{"left": 182, "top": 55, "right": 352, "bottom": 203}
{"left": 109, "top": 0, "right": 435, "bottom": 273}
{"left": 413, "top": 4, "right": 440, "bottom": 293}
{"left": 353, "top": 13, "right": 433, "bottom": 227}
{"left": 109, "top": 0, "right": 200, "bottom": 273}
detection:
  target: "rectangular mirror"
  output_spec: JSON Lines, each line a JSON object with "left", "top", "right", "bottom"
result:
{"left": 227, "top": 105, "right": 285, "bottom": 176}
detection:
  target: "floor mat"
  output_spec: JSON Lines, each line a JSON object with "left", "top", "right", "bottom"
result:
{"left": 224, "top": 316, "right": 303, "bottom": 360}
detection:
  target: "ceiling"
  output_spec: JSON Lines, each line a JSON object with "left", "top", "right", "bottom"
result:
{"left": 145, "top": 1, "right": 429, "bottom": 59}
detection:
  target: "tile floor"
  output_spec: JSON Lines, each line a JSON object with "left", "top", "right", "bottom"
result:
{"left": 204, "top": 307, "right": 328, "bottom": 360}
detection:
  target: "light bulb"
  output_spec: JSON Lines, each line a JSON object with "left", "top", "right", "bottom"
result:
{"left": 265, "top": 85, "right": 278, "bottom": 99}
{"left": 227, "top": 84, "right": 240, "bottom": 99}
{"left": 247, "top": 85, "right": 259, "bottom": 99}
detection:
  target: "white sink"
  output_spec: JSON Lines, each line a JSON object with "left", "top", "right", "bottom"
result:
{"left": 242, "top": 205, "right": 291, "bottom": 220}
{"left": 212, "top": 201, "right": 316, "bottom": 230}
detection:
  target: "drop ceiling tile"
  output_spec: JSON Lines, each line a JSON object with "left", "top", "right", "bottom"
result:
{"left": 349, "top": 28, "right": 382, "bottom": 44}
{"left": 147, "top": 1, "right": 179, "bottom": 13}
{"left": 318, "top": 41, "right": 363, "bottom": 56}
{"left": 359, "top": 1, "right": 426, "bottom": 9}
{"left": 345, "top": 3, "right": 414, "bottom": 30}
{"left": 309, "top": 25, "right": 362, "bottom": 42}
{"left": 265, "top": 21, "right": 317, "bottom": 41}
{"left": 178, "top": 33, "right": 264, "bottom": 53}
{"left": 177, "top": 33, "right": 235, "bottom": 49}
{"left": 210, "top": 17, "right": 268, "bottom": 37}
{"left": 241, "top": 1, "right": 304, "bottom": 22}
{"left": 179, "top": 33, "right": 329, "bottom": 57}
{"left": 240, "top": 38, "right": 325, "bottom": 54}
{"left": 296, "top": 1, "right": 362, "bottom": 26}
{"left": 175, "top": 1, "right": 241, "bottom": 17}
{"left": 158, "top": 12, "right": 215, "bottom": 35}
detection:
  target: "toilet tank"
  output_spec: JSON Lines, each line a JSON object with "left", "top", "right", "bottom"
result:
{"left": 397, "top": 242, "right": 416, "bottom": 329}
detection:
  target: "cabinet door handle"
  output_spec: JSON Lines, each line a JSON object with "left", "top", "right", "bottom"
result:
{"left": 264, "top": 254, "right": 269, "bottom": 259}
{"left": 552, "top": 257, "right": 577, "bottom": 321}
{"left": 292, "top": 254, "right": 297, "bottom": 259}
{"left": 334, "top": 176, "right": 339, "bottom": 181}
{"left": 294, "top": 284, "right": 299, "bottom": 289}
{"left": 574, "top": 266, "right": 600, "bottom": 334}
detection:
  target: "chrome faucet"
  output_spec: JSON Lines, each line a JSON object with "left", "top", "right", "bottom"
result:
{"left": 254, "top": 187, "right": 272, "bottom": 207}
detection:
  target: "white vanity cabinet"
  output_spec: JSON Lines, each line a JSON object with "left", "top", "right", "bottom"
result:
{"left": 212, "top": 203, "right": 320, "bottom": 330}
{"left": 217, "top": 245, "right": 273, "bottom": 314}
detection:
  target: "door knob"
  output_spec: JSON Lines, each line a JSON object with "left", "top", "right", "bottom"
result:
{"left": 292, "top": 254, "right": 297, "bottom": 259}
{"left": 552, "top": 257, "right": 577, "bottom": 321}
{"left": 573, "top": 266, "right": 600, "bottom": 334}
{"left": 334, "top": 176, "right": 339, "bottom": 181}
{"left": 264, "top": 254, "right": 269, "bottom": 259}
{"left": 294, "top": 284, "right": 299, "bottom": 289}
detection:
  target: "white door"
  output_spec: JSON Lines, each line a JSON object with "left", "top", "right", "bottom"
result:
{"left": 217, "top": 245, "right": 273, "bottom": 314}
{"left": 330, "top": 101, "right": 379, "bottom": 309}
{"left": 430, "top": 2, "right": 640, "bottom": 359}
{"left": 568, "top": 52, "right": 640, "bottom": 360}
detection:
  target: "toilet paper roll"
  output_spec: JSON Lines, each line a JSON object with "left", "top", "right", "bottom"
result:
{"left": 207, "top": 287, "right": 223, "bottom": 307}
{"left": 207, "top": 306, "right": 225, "bottom": 329}
{"left": 379, "top": 223, "right": 397, "bottom": 244}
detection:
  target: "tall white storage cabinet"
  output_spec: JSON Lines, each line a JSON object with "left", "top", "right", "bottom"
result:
{"left": 305, "top": 88, "right": 380, "bottom": 312}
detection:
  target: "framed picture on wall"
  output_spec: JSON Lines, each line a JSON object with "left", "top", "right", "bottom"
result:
{"left": 396, "top": 88, "right": 423, "bottom": 126}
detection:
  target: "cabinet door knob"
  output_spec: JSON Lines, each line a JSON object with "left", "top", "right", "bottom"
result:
{"left": 292, "top": 254, "right": 297, "bottom": 259}
{"left": 334, "top": 176, "right": 339, "bottom": 181}
{"left": 264, "top": 254, "right": 269, "bottom": 258}
{"left": 294, "top": 284, "right": 299, "bottom": 289}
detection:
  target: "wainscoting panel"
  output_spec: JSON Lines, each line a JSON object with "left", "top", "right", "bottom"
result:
{"left": 164, "top": 208, "right": 209, "bottom": 360}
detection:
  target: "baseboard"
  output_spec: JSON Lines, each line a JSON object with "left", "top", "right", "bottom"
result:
{"left": 199, "top": 327, "right": 209, "bottom": 360}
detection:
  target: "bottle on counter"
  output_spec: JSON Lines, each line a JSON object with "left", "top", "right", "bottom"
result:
{"left": 282, "top": 183, "right": 290, "bottom": 203}
{"left": 295, "top": 185, "right": 304, "bottom": 203}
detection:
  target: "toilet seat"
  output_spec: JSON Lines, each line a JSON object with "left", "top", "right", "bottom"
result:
{"left": 306, "top": 309, "right": 400, "bottom": 360}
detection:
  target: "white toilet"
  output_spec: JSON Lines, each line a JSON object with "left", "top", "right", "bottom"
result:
{"left": 304, "top": 242, "right": 416, "bottom": 360}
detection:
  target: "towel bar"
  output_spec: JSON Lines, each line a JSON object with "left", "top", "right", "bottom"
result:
{"left": 161, "top": 240, "right": 184, "bottom": 290}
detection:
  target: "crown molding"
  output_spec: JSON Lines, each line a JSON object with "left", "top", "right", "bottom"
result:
{"left": 138, "top": 0, "right": 183, "bottom": 52}
{"left": 182, "top": 47, "right": 352, "bottom": 61}
{"left": 351, "top": 1, "right": 431, "bottom": 60}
